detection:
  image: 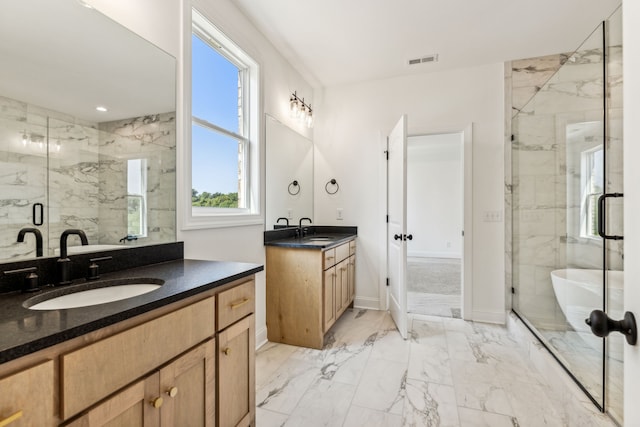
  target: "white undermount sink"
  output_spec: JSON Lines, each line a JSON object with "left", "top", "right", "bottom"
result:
{"left": 25, "top": 278, "right": 164, "bottom": 310}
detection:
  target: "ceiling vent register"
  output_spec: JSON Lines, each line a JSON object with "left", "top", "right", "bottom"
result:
{"left": 407, "top": 54, "right": 439, "bottom": 66}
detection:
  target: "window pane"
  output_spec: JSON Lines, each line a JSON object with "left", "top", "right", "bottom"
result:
{"left": 192, "top": 33, "right": 241, "bottom": 134}
{"left": 192, "top": 124, "right": 243, "bottom": 208}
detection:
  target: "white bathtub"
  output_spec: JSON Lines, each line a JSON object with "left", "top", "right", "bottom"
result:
{"left": 550, "top": 268, "right": 624, "bottom": 334}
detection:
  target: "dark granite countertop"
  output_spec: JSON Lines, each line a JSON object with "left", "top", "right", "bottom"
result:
{"left": 0, "top": 259, "right": 263, "bottom": 364}
{"left": 264, "top": 234, "right": 356, "bottom": 249}
{"left": 264, "top": 225, "right": 357, "bottom": 250}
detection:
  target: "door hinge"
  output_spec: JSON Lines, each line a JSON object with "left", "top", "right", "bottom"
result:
{"left": 511, "top": 134, "right": 515, "bottom": 142}
{"left": 386, "top": 278, "right": 390, "bottom": 287}
{"left": 461, "top": 230, "right": 464, "bottom": 237}
{"left": 386, "top": 215, "right": 389, "bottom": 223}
{"left": 384, "top": 150, "right": 389, "bottom": 160}
{"left": 511, "top": 287, "right": 515, "bottom": 294}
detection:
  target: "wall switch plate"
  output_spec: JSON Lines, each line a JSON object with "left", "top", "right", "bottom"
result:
{"left": 287, "top": 208, "right": 293, "bottom": 219}
{"left": 483, "top": 210, "right": 503, "bottom": 222}
{"left": 337, "top": 208, "right": 343, "bottom": 220}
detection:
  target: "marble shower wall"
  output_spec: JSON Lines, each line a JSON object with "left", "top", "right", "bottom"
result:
{"left": 97, "top": 113, "right": 176, "bottom": 246}
{"left": 0, "top": 94, "right": 176, "bottom": 260}
{"left": 509, "top": 37, "right": 623, "bottom": 329}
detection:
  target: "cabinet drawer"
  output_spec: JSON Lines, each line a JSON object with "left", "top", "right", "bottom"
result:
{"left": 218, "top": 279, "right": 255, "bottom": 331}
{"left": 336, "top": 243, "right": 350, "bottom": 263}
{"left": 0, "top": 360, "right": 54, "bottom": 427}
{"left": 349, "top": 240, "right": 356, "bottom": 256}
{"left": 323, "top": 248, "right": 336, "bottom": 269}
{"left": 61, "top": 297, "right": 215, "bottom": 419}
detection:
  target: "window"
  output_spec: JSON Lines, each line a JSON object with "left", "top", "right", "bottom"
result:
{"left": 580, "top": 146, "right": 603, "bottom": 239}
{"left": 187, "top": 9, "right": 260, "bottom": 228}
{"left": 127, "top": 158, "right": 147, "bottom": 237}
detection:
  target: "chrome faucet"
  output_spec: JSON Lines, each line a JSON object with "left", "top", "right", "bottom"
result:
{"left": 57, "top": 229, "right": 89, "bottom": 285}
{"left": 299, "top": 217, "right": 312, "bottom": 237}
{"left": 17, "top": 228, "right": 43, "bottom": 257}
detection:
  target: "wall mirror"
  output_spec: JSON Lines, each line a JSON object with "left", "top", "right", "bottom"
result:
{"left": 265, "top": 115, "right": 313, "bottom": 230}
{"left": 0, "top": 0, "right": 177, "bottom": 262}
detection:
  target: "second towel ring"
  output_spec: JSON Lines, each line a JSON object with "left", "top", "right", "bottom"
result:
{"left": 288, "top": 180, "right": 301, "bottom": 195}
{"left": 325, "top": 178, "right": 339, "bottom": 195}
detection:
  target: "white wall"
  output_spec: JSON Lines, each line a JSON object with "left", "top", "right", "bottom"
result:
{"left": 624, "top": 0, "right": 640, "bottom": 424}
{"left": 407, "top": 133, "right": 462, "bottom": 259}
{"left": 313, "top": 63, "right": 506, "bottom": 322}
{"left": 85, "top": 0, "right": 316, "bottom": 347}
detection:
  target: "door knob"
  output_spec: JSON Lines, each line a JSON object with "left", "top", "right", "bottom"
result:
{"left": 585, "top": 310, "right": 637, "bottom": 345}
{"left": 394, "top": 234, "right": 402, "bottom": 240}
{"left": 405, "top": 234, "right": 413, "bottom": 241}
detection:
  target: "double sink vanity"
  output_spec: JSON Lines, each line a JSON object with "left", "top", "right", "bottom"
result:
{"left": 0, "top": 242, "right": 262, "bottom": 426}
{"left": 264, "top": 226, "right": 357, "bottom": 350}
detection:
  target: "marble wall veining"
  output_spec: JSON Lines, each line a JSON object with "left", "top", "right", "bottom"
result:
{"left": 510, "top": 41, "right": 623, "bottom": 330}
{"left": 0, "top": 94, "right": 176, "bottom": 260}
{"left": 97, "top": 112, "right": 176, "bottom": 246}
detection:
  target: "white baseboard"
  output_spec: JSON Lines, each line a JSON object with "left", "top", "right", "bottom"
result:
{"left": 255, "top": 325, "right": 268, "bottom": 350}
{"left": 354, "top": 296, "right": 381, "bottom": 310}
{"left": 472, "top": 310, "right": 506, "bottom": 325}
{"left": 408, "top": 251, "right": 461, "bottom": 259}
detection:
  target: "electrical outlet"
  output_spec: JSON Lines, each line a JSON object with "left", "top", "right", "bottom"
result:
{"left": 287, "top": 208, "right": 293, "bottom": 219}
{"left": 337, "top": 208, "right": 343, "bottom": 220}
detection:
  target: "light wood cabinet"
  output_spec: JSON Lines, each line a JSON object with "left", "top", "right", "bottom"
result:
{"left": 67, "top": 339, "right": 215, "bottom": 427}
{"left": 217, "top": 314, "right": 255, "bottom": 427}
{"left": 0, "top": 275, "right": 256, "bottom": 427}
{"left": 266, "top": 238, "right": 356, "bottom": 349}
{"left": 0, "top": 360, "right": 54, "bottom": 427}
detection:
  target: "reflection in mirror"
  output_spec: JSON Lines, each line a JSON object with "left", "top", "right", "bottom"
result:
{"left": 265, "top": 115, "right": 313, "bottom": 230}
{"left": 0, "top": 0, "right": 176, "bottom": 262}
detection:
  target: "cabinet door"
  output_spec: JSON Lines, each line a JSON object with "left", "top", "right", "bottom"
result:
{"left": 218, "top": 314, "right": 255, "bottom": 427}
{"left": 0, "top": 360, "right": 54, "bottom": 427}
{"left": 160, "top": 339, "right": 215, "bottom": 427}
{"left": 323, "top": 266, "right": 336, "bottom": 332}
{"left": 67, "top": 374, "right": 161, "bottom": 427}
{"left": 338, "top": 259, "right": 349, "bottom": 313}
{"left": 348, "top": 255, "right": 356, "bottom": 301}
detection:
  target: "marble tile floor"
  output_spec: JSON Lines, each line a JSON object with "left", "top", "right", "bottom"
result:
{"left": 256, "top": 309, "right": 617, "bottom": 427}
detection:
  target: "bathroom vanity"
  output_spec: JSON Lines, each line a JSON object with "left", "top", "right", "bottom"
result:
{"left": 264, "top": 227, "right": 356, "bottom": 349}
{"left": 0, "top": 253, "right": 262, "bottom": 426}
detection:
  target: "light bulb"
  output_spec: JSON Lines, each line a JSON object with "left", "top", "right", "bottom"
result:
{"left": 289, "top": 97, "right": 298, "bottom": 118}
{"left": 21, "top": 132, "right": 28, "bottom": 146}
{"left": 306, "top": 111, "right": 313, "bottom": 128}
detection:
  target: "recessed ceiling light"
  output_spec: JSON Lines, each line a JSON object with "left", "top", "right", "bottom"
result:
{"left": 96, "top": 106, "right": 108, "bottom": 112}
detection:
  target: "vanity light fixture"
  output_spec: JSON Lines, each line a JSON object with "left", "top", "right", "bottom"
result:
{"left": 21, "top": 131, "right": 29, "bottom": 146}
{"left": 289, "top": 91, "right": 313, "bottom": 128}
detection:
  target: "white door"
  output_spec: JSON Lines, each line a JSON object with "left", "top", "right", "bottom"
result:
{"left": 387, "top": 115, "right": 408, "bottom": 338}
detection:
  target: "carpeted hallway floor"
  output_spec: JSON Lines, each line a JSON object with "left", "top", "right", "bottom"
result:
{"left": 407, "top": 257, "right": 461, "bottom": 318}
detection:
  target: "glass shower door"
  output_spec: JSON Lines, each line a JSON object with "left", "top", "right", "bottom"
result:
{"left": 604, "top": 7, "right": 624, "bottom": 423}
{"left": 512, "top": 19, "right": 607, "bottom": 412}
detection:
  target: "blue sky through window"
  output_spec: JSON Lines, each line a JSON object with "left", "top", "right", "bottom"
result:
{"left": 191, "top": 33, "right": 241, "bottom": 195}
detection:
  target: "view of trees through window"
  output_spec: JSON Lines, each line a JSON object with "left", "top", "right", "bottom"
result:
{"left": 191, "top": 189, "right": 238, "bottom": 208}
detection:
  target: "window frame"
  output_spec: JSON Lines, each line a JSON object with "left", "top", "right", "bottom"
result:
{"left": 182, "top": 7, "right": 262, "bottom": 230}
{"left": 126, "top": 158, "right": 148, "bottom": 238}
{"left": 579, "top": 145, "right": 604, "bottom": 240}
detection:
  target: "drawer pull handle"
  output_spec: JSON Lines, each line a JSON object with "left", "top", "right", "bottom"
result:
{"left": 150, "top": 397, "right": 164, "bottom": 409}
{"left": 0, "top": 411, "right": 23, "bottom": 427}
{"left": 167, "top": 387, "right": 178, "bottom": 398}
{"left": 326, "top": 256, "right": 334, "bottom": 260}
{"left": 230, "top": 298, "right": 250, "bottom": 309}
{"left": 223, "top": 347, "right": 232, "bottom": 356}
